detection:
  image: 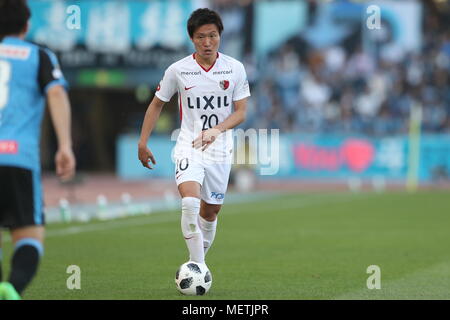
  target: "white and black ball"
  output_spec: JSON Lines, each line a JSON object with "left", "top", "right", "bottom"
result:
{"left": 175, "top": 261, "right": 212, "bottom": 295}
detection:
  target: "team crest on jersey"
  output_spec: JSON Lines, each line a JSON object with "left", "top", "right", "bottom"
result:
{"left": 219, "top": 80, "right": 229, "bottom": 90}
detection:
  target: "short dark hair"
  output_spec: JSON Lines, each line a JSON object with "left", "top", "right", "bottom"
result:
{"left": 0, "top": 0, "right": 31, "bottom": 39}
{"left": 187, "top": 8, "right": 223, "bottom": 38}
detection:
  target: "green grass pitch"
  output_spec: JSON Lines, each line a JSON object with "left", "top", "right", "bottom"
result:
{"left": 2, "top": 190, "right": 450, "bottom": 300}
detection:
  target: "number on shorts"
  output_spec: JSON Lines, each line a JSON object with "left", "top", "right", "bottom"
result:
{"left": 176, "top": 158, "right": 189, "bottom": 175}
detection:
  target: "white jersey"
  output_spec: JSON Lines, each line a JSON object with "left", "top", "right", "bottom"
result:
{"left": 155, "top": 52, "right": 250, "bottom": 163}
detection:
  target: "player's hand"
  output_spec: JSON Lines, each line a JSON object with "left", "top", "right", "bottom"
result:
{"left": 138, "top": 144, "right": 156, "bottom": 169}
{"left": 55, "top": 147, "right": 76, "bottom": 182}
{"left": 192, "top": 128, "right": 222, "bottom": 151}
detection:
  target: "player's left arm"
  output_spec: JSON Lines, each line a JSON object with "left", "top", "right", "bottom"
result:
{"left": 38, "top": 48, "right": 76, "bottom": 181}
{"left": 192, "top": 98, "right": 247, "bottom": 150}
{"left": 47, "top": 85, "right": 76, "bottom": 181}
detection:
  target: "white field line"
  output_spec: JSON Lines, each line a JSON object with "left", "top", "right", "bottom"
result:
{"left": 1, "top": 192, "right": 374, "bottom": 243}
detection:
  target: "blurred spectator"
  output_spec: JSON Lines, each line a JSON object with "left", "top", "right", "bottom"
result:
{"left": 242, "top": 2, "right": 450, "bottom": 136}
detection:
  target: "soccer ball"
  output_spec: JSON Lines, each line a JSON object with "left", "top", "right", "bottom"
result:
{"left": 175, "top": 261, "right": 212, "bottom": 295}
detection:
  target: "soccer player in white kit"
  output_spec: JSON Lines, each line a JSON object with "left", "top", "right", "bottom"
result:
{"left": 138, "top": 8, "right": 250, "bottom": 264}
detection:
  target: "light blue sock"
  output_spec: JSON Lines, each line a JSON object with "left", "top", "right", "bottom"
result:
{"left": 14, "top": 238, "right": 44, "bottom": 257}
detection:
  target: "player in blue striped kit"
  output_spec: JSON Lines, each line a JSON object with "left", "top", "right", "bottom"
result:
{"left": 0, "top": 0, "right": 76, "bottom": 299}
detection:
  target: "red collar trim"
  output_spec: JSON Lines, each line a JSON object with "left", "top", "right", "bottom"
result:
{"left": 193, "top": 52, "right": 219, "bottom": 72}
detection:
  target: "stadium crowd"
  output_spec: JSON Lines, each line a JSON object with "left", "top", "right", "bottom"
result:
{"left": 242, "top": 32, "right": 449, "bottom": 136}
{"left": 212, "top": 0, "right": 449, "bottom": 136}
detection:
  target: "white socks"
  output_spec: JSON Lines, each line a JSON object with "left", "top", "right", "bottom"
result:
{"left": 181, "top": 197, "right": 204, "bottom": 264}
{"left": 198, "top": 215, "right": 217, "bottom": 255}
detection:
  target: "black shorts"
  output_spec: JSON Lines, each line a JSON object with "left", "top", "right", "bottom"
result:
{"left": 0, "top": 166, "right": 45, "bottom": 229}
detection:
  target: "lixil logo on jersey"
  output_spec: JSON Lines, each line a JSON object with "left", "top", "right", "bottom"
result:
{"left": 187, "top": 96, "right": 230, "bottom": 109}
{"left": 219, "top": 80, "right": 229, "bottom": 90}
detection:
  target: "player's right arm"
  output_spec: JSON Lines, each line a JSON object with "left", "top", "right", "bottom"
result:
{"left": 138, "top": 96, "right": 165, "bottom": 169}
{"left": 138, "top": 65, "right": 177, "bottom": 170}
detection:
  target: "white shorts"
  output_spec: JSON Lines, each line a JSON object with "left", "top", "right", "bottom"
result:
{"left": 174, "top": 156, "right": 231, "bottom": 205}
